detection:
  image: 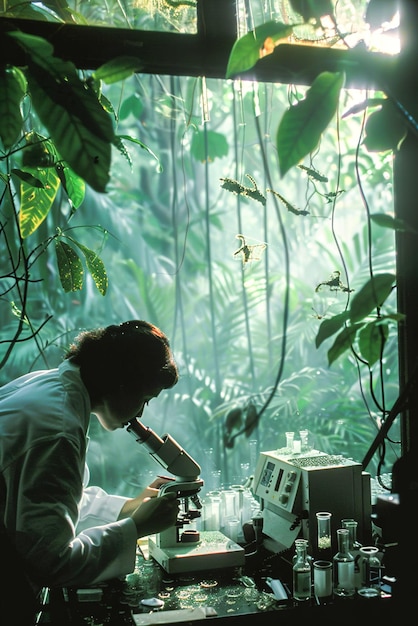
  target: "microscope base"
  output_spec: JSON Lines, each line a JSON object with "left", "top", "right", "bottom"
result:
{"left": 148, "top": 530, "right": 245, "bottom": 574}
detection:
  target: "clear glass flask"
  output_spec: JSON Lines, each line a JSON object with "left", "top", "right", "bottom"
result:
{"left": 292, "top": 540, "right": 312, "bottom": 601}
{"left": 333, "top": 529, "right": 355, "bottom": 597}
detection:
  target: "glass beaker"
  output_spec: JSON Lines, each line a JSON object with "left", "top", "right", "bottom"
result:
{"left": 204, "top": 491, "right": 221, "bottom": 530}
{"left": 285, "top": 431, "right": 294, "bottom": 453}
{"left": 358, "top": 546, "right": 381, "bottom": 591}
{"left": 313, "top": 560, "right": 333, "bottom": 603}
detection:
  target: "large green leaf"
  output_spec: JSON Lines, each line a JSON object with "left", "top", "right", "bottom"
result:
{"left": 191, "top": 129, "right": 228, "bottom": 162}
{"left": 119, "top": 93, "right": 144, "bottom": 120}
{"left": 349, "top": 273, "right": 396, "bottom": 323}
{"left": 56, "top": 163, "right": 85, "bottom": 209}
{"left": 93, "top": 56, "right": 143, "bottom": 84}
{"left": 370, "top": 213, "right": 417, "bottom": 233}
{"left": 117, "top": 134, "right": 162, "bottom": 172}
{"left": 277, "top": 72, "right": 345, "bottom": 177}
{"left": 358, "top": 320, "right": 389, "bottom": 366}
{"left": 8, "top": 31, "right": 114, "bottom": 193}
{"left": 19, "top": 167, "right": 61, "bottom": 238}
{"left": 315, "top": 311, "right": 350, "bottom": 348}
{"left": 22, "top": 132, "right": 60, "bottom": 168}
{"left": 226, "top": 21, "right": 294, "bottom": 79}
{"left": 55, "top": 239, "right": 84, "bottom": 292}
{"left": 0, "top": 66, "right": 26, "bottom": 149}
{"left": 363, "top": 101, "right": 407, "bottom": 152}
{"left": 327, "top": 323, "right": 363, "bottom": 366}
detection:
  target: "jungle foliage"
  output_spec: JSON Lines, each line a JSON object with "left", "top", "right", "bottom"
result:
{"left": 0, "top": 0, "right": 404, "bottom": 491}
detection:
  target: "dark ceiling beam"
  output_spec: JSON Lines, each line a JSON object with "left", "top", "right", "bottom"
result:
{"left": 0, "top": 16, "right": 396, "bottom": 91}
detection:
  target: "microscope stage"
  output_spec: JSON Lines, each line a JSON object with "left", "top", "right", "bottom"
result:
{"left": 148, "top": 531, "right": 245, "bottom": 574}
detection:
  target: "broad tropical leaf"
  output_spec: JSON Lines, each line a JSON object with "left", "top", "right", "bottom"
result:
{"left": 8, "top": 31, "right": 115, "bottom": 193}
{"left": 226, "top": 21, "right": 294, "bottom": 79}
{"left": 119, "top": 93, "right": 143, "bottom": 120}
{"left": 277, "top": 72, "right": 345, "bottom": 177}
{"left": 363, "top": 101, "right": 407, "bottom": 152}
{"left": 0, "top": 66, "right": 26, "bottom": 149}
{"left": 19, "top": 167, "right": 61, "bottom": 238}
{"left": 56, "top": 163, "right": 86, "bottom": 209}
{"left": 349, "top": 273, "right": 396, "bottom": 323}
{"left": 191, "top": 129, "right": 228, "bottom": 162}
{"left": 93, "top": 56, "right": 143, "bottom": 84}
{"left": 327, "top": 323, "right": 363, "bottom": 366}
{"left": 358, "top": 320, "right": 389, "bottom": 366}
{"left": 315, "top": 311, "right": 350, "bottom": 348}
{"left": 371, "top": 213, "right": 416, "bottom": 233}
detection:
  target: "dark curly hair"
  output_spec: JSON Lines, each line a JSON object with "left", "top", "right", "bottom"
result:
{"left": 65, "top": 320, "right": 179, "bottom": 403}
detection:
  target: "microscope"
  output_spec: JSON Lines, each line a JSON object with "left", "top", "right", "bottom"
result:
{"left": 127, "top": 418, "right": 245, "bottom": 573}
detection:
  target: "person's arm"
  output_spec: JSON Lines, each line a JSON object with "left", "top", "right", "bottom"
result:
{"left": 77, "top": 475, "right": 175, "bottom": 529}
{"left": 5, "top": 437, "right": 137, "bottom": 590}
{"left": 78, "top": 485, "right": 129, "bottom": 532}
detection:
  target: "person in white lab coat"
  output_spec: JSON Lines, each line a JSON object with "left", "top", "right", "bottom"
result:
{"left": 0, "top": 320, "right": 180, "bottom": 623}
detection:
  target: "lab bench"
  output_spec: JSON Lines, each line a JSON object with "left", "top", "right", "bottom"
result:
{"left": 37, "top": 544, "right": 400, "bottom": 626}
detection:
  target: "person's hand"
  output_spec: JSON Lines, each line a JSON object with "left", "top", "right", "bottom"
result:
{"left": 118, "top": 475, "right": 175, "bottom": 519}
{"left": 131, "top": 492, "right": 179, "bottom": 538}
{"left": 142, "top": 475, "right": 175, "bottom": 497}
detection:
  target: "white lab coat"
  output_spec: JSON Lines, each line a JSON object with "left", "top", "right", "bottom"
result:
{"left": 0, "top": 360, "right": 137, "bottom": 594}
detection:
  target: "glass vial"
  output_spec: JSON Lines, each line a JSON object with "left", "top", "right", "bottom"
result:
{"left": 316, "top": 512, "right": 332, "bottom": 560}
{"left": 333, "top": 529, "right": 355, "bottom": 597}
{"left": 285, "top": 431, "right": 294, "bottom": 453}
{"left": 299, "top": 430, "right": 309, "bottom": 452}
{"left": 292, "top": 540, "right": 312, "bottom": 601}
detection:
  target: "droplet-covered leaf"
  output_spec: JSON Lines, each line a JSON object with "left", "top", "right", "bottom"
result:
{"left": 74, "top": 242, "right": 108, "bottom": 296}
{"left": 55, "top": 240, "right": 84, "bottom": 292}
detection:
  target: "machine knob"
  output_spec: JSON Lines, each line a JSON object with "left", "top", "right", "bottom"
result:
{"left": 279, "top": 494, "right": 289, "bottom": 504}
{"left": 288, "top": 471, "right": 297, "bottom": 481}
